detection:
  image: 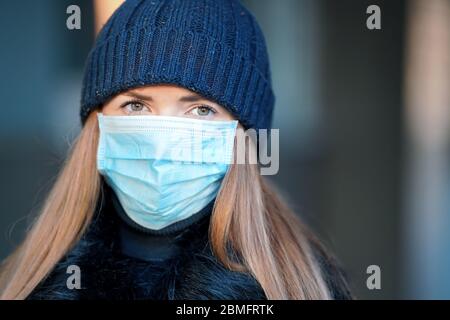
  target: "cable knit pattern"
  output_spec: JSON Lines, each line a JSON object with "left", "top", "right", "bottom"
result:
{"left": 80, "top": 0, "right": 275, "bottom": 130}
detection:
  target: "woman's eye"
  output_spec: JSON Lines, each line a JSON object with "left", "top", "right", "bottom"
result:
{"left": 189, "top": 105, "right": 217, "bottom": 117}
{"left": 122, "top": 101, "right": 151, "bottom": 114}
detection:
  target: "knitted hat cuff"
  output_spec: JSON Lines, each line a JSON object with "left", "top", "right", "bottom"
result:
{"left": 80, "top": 26, "right": 274, "bottom": 130}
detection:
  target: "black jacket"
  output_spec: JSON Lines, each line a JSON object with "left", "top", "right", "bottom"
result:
{"left": 28, "top": 185, "right": 352, "bottom": 300}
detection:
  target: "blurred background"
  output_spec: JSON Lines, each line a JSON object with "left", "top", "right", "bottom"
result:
{"left": 0, "top": 0, "right": 449, "bottom": 299}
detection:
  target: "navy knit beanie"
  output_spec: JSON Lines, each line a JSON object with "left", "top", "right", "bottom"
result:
{"left": 80, "top": 0, "right": 275, "bottom": 130}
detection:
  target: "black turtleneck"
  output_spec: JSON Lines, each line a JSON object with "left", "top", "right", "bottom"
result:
{"left": 110, "top": 190, "right": 214, "bottom": 262}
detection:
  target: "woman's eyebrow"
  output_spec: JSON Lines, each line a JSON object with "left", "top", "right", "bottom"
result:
{"left": 123, "top": 91, "right": 154, "bottom": 101}
{"left": 178, "top": 93, "right": 205, "bottom": 102}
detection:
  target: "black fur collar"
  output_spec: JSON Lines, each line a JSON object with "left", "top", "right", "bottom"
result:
{"left": 28, "top": 186, "right": 266, "bottom": 300}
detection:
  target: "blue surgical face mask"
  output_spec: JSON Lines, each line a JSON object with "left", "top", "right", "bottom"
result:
{"left": 96, "top": 113, "right": 238, "bottom": 231}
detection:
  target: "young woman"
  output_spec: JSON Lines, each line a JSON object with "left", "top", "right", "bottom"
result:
{"left": 0, "top": 0, "right": 351, "bottom": 300}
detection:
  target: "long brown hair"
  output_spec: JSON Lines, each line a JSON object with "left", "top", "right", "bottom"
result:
{"left": 0, "top": 110, "right": 340, "bottom": 299}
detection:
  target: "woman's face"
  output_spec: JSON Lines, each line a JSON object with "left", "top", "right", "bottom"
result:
{"left": 102, "top": 84, "right": 236, "bottom": 121}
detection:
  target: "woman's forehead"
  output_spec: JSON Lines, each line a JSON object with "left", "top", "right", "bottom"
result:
{"left": 123, "top": 84, "right": 202, "bottom": 98}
